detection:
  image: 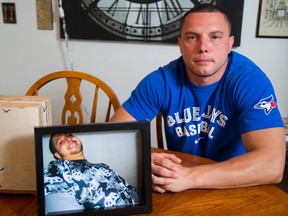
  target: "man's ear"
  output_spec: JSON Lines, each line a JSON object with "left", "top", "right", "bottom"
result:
{"left": 54, "top": 152, "right": 61, "bottom": 159}
{"left": 229, "top": 35, "right": 235, "bottom": 51}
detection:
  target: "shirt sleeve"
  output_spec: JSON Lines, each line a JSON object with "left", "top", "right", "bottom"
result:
{"left": 233, "top": 67, "right": 284, "bottom": 134}
{"left": 123, "top": 70, "right": 165, "bottom": 121}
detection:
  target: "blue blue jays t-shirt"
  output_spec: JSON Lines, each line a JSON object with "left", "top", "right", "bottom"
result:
{"left": 123, "top": 51, "right": 283, "bottom": 161}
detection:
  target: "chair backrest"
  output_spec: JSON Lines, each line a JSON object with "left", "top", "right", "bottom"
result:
{"left": 156, "top": 114, "right": 165, "bottom": 149}
{"left": 26, "top": 71, "right": 120, "bottom": 125}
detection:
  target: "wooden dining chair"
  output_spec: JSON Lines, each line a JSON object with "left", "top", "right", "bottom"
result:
{"left": 156, "top": 114, "right": 165, "bottom": 149}
{"left": 26, "top": 71, "right": 120, "bottom": 125}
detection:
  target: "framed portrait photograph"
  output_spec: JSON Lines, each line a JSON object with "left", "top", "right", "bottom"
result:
{"left": 256, "top": 0, "right": 288, "bottom": 38}
{"left": 34, "top": 121, "right": 152, "bottom": 216}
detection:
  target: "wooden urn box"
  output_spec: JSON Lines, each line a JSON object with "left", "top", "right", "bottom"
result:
{"left": 0, "top": 95, "right": 52, "bottom": 194}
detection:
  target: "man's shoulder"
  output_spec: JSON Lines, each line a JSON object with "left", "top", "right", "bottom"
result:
{"left": 161, "top": 56, "right": 185, "bottom": 74}
{"left": 48, "top": 159, "right": 60, "bottom": 166}
{"left": 145, "top": 56, "right": 185, "bottom": 83}
{"left": 229, "top": 51, "right": 259, "bottom": 69}
{"left": 227, "top": 51, "right": 264, "bottom": 77}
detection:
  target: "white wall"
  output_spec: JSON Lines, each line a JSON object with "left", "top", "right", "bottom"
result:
{"left": 1, "top": 0, "right": 288, "bottom": 146}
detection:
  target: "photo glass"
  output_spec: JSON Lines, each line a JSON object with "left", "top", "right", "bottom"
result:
{"left": 34, "top": 121, "right": 152, "bottom": 216}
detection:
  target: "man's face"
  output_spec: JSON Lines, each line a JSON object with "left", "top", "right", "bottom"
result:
{"left": 52, "top": 133, "right": 83, "bottom": 160}
{"left": 178, "top": 12, "right": 234, "bottom": 85}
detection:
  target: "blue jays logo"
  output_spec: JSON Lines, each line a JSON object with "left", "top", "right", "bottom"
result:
{"left": 254, "top": 95, "right": 277, "bottom": 115}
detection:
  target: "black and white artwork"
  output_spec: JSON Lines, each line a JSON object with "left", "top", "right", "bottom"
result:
{"left": 60, "top": 0, "right": 244, "bottom": 46}
{"left": 257, "top": 0, "right": 288, "bottom": 38}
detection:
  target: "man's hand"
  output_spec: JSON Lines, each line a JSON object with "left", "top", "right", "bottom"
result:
{"left": 151, "top": 152, "right": 181, "bottom": 193}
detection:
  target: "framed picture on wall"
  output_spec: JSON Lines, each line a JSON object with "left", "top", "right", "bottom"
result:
{"left": 59, "top": 0, "right": 244, "bottom": 46}
{"left": 34, "top": 121, "right": 152, "bottom": 216}
{"left": 256, "top": 0, "right": 288, "bottom": 38}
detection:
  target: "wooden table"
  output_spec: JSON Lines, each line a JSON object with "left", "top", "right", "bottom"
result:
{"left": 1, "top": 148, "right": 288, "bottom": 216}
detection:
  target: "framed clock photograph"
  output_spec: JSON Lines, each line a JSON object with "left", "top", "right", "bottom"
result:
{"left": 59, "top": 0, "right": 244, "bottom": 46}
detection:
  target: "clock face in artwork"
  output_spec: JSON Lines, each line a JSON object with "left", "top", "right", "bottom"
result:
{"left": 80, "top": 0, "right": 216, "bottom": 41}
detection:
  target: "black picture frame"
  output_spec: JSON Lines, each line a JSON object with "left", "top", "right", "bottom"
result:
{"left": 256, "top": 0, "right": 288, "bottom": 38}
{"left": 34, "top": 121, "right": 152, "bottom": 216}
{"left": 59, "top": 0, "right": 244, "bottom": 46}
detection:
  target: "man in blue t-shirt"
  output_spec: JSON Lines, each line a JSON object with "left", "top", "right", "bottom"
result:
{"left": 110, "top": 4, "right": 286, "bottom": 193}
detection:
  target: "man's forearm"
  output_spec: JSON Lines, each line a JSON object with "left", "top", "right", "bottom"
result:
{"left": 161, "top": 150, "right": 285, "bottom": 192}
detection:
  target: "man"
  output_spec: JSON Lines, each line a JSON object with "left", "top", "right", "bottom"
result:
{"left": 110, "top": 4, "right": 286, "bottom": 193}
{"left": 44, "top": 133, "right": 138, "bottom": 212}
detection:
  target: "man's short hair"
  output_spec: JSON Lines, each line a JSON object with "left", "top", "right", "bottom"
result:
{"left": 180, "top": 4, "right": 232, "bottom": 35}
{"left": 49, "top": 133, "right": 58, "bottom": 155}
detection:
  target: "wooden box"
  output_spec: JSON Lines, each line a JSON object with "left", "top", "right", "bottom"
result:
{"left": 0, "top": 95, "right": 52, "bottom": 194}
